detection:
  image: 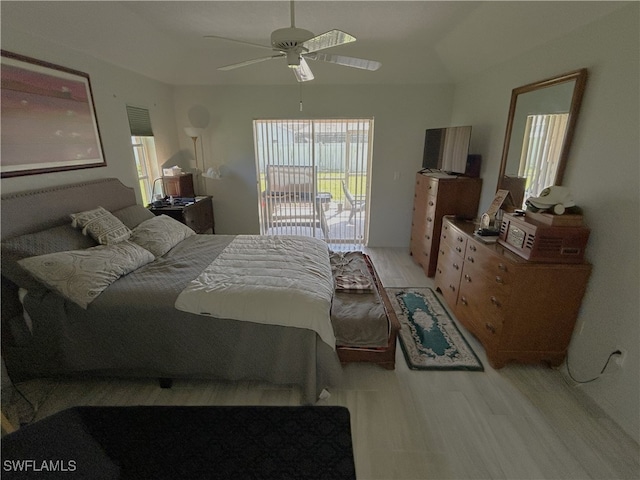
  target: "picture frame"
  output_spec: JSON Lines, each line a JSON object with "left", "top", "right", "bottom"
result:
{"left": 1, "top": 50, "right": 106, "bottom": 178}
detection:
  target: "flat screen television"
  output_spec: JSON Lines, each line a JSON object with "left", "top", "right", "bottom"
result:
{"left": 421, "top": 125, "right": 472, "bottom": 174}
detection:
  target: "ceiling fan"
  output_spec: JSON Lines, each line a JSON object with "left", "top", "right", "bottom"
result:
{"left": 206, "top": 0, "right": 381, "bottom": 82}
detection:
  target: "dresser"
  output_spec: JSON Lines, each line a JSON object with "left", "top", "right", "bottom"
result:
{"left": 434, "top": 216, "right": 591, "bottom": 368}
{"left": 148, "top": 196, "right": 214, "bottom": 234}
{"left": 410, "top": 173, "right": 482, "bottom": 277}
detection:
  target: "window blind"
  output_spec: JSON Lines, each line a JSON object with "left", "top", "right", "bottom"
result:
{"left": 126, "top": 105, "right": 153, "bottom": 137}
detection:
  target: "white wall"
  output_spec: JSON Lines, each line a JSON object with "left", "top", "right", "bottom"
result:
{"left": 0, "top": 29, "right": 180, "bottom": 202}
{"left": 450, "top": 4, "right": 640, "bottom": 442}
{"left": 172, "top": 84, "right": 455, "bottom": 245}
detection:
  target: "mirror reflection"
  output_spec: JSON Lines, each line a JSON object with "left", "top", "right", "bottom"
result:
{"left": 498, "top": 69, "right": 587, "bottom": 208}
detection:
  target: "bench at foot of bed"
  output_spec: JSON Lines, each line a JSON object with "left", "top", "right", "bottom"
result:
{"left": 330, "top": 252, "right": 400, "bottom": 370}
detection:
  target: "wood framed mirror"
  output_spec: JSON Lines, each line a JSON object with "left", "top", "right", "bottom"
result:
{"left": 498, "top": 68, "right": 588, "bottom": 208}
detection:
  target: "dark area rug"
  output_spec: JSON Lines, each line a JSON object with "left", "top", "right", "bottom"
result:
{"left": 386, "top": 287, "right": 483, "bottom": 371}
{"left": 1, "top": 405, "right": 356, "bottom": 480}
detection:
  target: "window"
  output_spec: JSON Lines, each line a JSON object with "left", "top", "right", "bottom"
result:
{"left": 131, "top": 136, "right": 158, "bottom": 203}
{"left": 126, "top": 106, "right": 159, "bottom": 203}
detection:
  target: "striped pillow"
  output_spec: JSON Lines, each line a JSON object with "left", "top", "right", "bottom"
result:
{"left": 71, "top": 206, "right": 131, "bottom": 245}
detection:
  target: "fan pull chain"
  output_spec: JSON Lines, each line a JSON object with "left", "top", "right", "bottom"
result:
{"left": 299, "top": 83, "right": 303, "bottom": 111}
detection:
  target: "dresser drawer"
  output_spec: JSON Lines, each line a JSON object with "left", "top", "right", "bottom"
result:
{"left": 416, "top": 175, "right": 439, "bottom": 196}
{"left": 441, "top": 220, "right": 467, "bottom": 253}
{"left": 434, "top": 242, "right": 464, "bottom": 307}
{"left": 464, "top": 238, "right": 513, "bottom": 286}
{"left": 461, "top": 255, "right": 513, "bottom": 296}
{"left": 457, "top": 273, "right": 505, "bottom": 346}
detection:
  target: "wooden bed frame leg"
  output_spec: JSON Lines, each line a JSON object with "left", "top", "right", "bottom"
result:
{"left": 158, "top": 378, "right": 173, "bottom": 389}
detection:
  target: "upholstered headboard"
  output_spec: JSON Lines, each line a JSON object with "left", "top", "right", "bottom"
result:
{"left": 1, "top": 178, "right": 137, "bottom": 241}
{"left": 1, "top": 178, "right": 140, "bottom": 351}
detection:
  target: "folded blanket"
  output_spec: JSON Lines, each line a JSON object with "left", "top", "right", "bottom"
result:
{"left": 334, "top": 273, "right": 374, "bottom": 293}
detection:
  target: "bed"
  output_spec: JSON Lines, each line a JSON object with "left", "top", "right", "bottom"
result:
{"left": 0, "top": 178, "right": 343, "bottom": 404}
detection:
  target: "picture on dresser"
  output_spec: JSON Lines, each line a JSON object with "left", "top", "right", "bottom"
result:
{"left": 1, "top": 50, "right": 105, "bottom": 178}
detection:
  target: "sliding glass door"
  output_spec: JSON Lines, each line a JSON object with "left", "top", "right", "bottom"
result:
{"left": 254, "top": 118, "right": 373, "bottom": 249}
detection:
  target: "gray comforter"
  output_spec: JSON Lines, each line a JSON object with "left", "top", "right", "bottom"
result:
{"left": 10, "top": 235, "right": 342, "bottom": 403}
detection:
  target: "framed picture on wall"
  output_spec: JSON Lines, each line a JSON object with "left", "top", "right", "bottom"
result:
{"left": 1, "top": 50, "right": 106, "bottom": 178}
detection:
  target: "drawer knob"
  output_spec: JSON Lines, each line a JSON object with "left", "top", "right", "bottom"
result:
{"left": 440, "top": 249, "right": 445, "bottom": 255}
{"left": 457, "top": 236, "right": 464, "bottom": 243}
{"left": 456, "top": 246, "right": 462, "bottom": 253}
{"left": 469, "top": 245, "right": 477, "bottom": 252}
{"left": 464, "top": 274, "right": 471, "bottom": 282}
{"left": 485, "top": 322, "right": 496, "bottom": 334}
{"left": 467, "top": 256, "right": 475, "bottom": 263}
{"left": 449, "top": 284, "right": 456, "bottom": 292}
{"left": 428, "top": 201, "right": 434, "bottom": 206}
{"left": 460, "top": 297, "right": 468, "bottom": 306}
{"left": 495, "top": 276, "right": 504, "bottom": 284}
{"left": 498, "top": 263, "right": 508, "bottom": 272}
{"left": 490, "top": 296, "right": 501, "bottom": 307}
{"left": 427, "top": 217, "right": 433, "bottom": 222}
{"left": 453, "top": 263, "right": 459, "bottom": 270}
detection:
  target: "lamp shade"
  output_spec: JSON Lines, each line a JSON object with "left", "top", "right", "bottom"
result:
{"left": 184, "top": 127, "right": 203, "bottom": 138}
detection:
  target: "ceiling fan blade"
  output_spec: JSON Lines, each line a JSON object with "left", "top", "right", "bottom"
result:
{"left": 308, "top": 53, "right": 381, "bottom": 71}
{"left": 302, "top": 30, "right": 356, "bottom": 53}
{"left": 292, "top": 57, "right": 314, "bottom": 82}
{"left": 204, "top": 34, "right": 273, "bottom": 51}
{"left": 218, "top": 54, "right": 284, "bottom": 71}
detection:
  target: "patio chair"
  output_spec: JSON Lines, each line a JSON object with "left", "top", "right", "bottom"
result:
{"left": 263, "top": 165, "right": 330, "bottom": 238}
{"left": 341, "top": 180, "right": 366, "bottom": 224}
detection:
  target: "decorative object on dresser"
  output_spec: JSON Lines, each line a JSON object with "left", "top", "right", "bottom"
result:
{"left": 498, "top": 212, "right": 590, "bottom": 263}
{"left": 148, "top": 195, "right": 214, "bottom": 234}
{"left": 435, "top": 216, "right": 591, "bottom": 369}
{"left": 387, "top": 287, "right": 483, "bottom": 371}
{"left": 410, "top": 172, "right": 482, "bottom": 277}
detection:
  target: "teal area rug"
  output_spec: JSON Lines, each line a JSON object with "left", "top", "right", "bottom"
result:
{"left": 386, "top": 287, "right": 483, "bottom": 371}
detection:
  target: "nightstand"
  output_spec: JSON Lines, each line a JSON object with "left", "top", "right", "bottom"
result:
{"left": 148, "top": 196, "right": 214, "bottom": 234}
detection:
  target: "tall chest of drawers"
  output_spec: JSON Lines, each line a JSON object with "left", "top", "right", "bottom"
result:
{"left": 410, "top": 173, "right": 482, "bottom": 277}
{"left": 434, "top": 216, "right": 591, "bottom": 368}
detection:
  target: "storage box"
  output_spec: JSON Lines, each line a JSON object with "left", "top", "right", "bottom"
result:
{"left": 163, "top": 166, "right": 182, "bottom": 176}
{"left": 498, "top": 213, "right": 590, "bottom": 263}
{"left": 525, "top": 211, "right": 583, "bottom": 226}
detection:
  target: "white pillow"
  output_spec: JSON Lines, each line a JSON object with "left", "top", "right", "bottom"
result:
{"left": 130, "top": 215, "right": 195, "bottom": 257}
{"left": 70, "top": 206, "right": 131, "bottom": 245}
{"left": 18, "top": 241, "right": 154, "bottom": 309}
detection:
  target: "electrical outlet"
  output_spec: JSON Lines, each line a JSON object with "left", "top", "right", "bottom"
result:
{"left": 613, "top": 348, "right": 626, "bottom": 367}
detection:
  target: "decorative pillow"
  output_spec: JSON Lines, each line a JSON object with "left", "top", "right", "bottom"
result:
{"left": 70, "top": 206, "right": 131, "bottom": 245}
{"left": 1, "top": 225, "right": 98, "bottom": 290}
{"left": 129, "top": 215, "right": 195, "bottom": 258}
{"left": 112, "top": 205, "right": 156, "bottom": 230}
{"left": 17, "top": 241, "right": 155, "bottom": 309}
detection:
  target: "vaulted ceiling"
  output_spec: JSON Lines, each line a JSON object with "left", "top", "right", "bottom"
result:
{"left": 1, "top": 1, "right": 626, "bottom": 85}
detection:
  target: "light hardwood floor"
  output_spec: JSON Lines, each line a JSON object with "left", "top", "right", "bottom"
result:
{"left": 6, "top": 247, "right": 639, "bottom": 479}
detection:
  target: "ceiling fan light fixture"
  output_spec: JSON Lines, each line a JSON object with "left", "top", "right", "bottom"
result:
{"left": 293, "top": 57, "right": 314, "bottom": 82}
{"left": 286, "top": 51, "right": 301, "bottom": 68}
